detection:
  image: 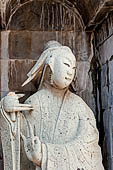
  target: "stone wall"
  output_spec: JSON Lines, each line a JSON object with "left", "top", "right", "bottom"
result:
{"left": 0, "top": 30, "right": 92, "bottom": 99}
{"left": 91, "top": 11, "right": 113, "bottom": 170}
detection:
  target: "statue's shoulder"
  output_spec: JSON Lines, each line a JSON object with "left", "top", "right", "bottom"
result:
{"left": 69, "top": 91, "right": 85, "bottom": 104}
{"left": 25, "top": 88, "right": 49, "bottom": 104}
{"left": 69, "top": 92, "right": 95, "bottom": 120}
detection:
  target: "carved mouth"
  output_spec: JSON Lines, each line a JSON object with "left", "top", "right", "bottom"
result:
{"left": 65, "top": 77, "right": 71, "bottom": 81}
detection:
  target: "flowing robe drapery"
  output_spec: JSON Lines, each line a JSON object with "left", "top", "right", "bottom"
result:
{"left": 21, "top": 84, "right": 104, "bottom": 170}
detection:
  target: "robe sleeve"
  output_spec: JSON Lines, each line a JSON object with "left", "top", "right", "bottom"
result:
{"left": 41, "top": 99, "right": 105, "bottom": 170}
{"left": 20, "top": 94, "right": 42, "bottom": 170}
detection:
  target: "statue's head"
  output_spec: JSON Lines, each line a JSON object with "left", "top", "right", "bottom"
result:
{"left": 22, "top": 41, "right": 76, "bottom": 89}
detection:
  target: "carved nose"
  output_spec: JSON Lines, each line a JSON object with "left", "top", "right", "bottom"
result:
{"left": 67, "top": 69, "right": 73, "bottom": 75}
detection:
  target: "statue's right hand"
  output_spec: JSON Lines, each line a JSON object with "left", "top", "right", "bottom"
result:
{"left": 3, "top": 92, "right": 33, "bottom": 113}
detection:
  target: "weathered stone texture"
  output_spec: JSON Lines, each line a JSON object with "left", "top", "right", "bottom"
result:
{"left": 0, "top": 31, "right": 9, "bottom": 60}
{"left": 0, "top": 60, "right": 9, "bottom": 99}
{"left": 94, "top": 13, "right": 113, "bottom": 46}
{"left": 0, "top": 0, "right": 108, "bottom": 30}
{"left": 76, "top": 61, "right": 90, "bottom": 92}
{"left": 9, "top": 31, "right": 32, "bottom": 59}
{"left": 109, "top": 60, "right": 113, "bottom": 85}
{"left": 80, "top": 73, "right": 96, "bottom": 114}
{"left": 0, "top": 31, "right": 92, "bottom": 62}
{"left": 93, "top": 11, "right": 113, "bottom": 170}
{"left": 8, "top": 59, "right": 37, "bottom": 92}
{"left": 0, "top": 137, "right": 4, "bottom": 170}
{"left": 98, "top": 36, "right": 113, "bottom": 65}
{"left": 7, "top": 1, "right": 82, "bottom": 31}
{"left": 103, "top": 108, "right": 113, "bottom": 170}
{"left": 101, "top": 64, "right": 107, "bottom": 88}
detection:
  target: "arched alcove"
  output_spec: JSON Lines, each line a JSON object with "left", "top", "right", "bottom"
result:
{"left": 6, "top": 0, "right": 84, "bottom": 31}
{"left": 1, "top": 0, "right": 108, "bottom": 30}
{"left": 3, "top": 0, "right": 90, "bottom": 64}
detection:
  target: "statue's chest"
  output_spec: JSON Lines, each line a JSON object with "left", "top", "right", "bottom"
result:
{"left": 40, "top": 96, "right": 80, "bottom": 144}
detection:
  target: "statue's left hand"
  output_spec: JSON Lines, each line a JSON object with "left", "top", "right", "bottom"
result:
{"left": 21, "top": 123, "right": 42, "bottom": 166}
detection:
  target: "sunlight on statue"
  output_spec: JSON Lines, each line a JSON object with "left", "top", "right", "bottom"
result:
{"left": 1, "top": 41, "right": 105, "bottom": 170}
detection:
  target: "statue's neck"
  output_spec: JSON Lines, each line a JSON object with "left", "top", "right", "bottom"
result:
{"left": 42, "top": 81, "right": 68, "bottom": 97}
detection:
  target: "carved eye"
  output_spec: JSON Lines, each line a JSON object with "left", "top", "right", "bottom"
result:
{"left": 73, "top": 66, "right": 76, "bottom": 70}
{"left": 64, "top": 63, "right": 70, "bottom": 67}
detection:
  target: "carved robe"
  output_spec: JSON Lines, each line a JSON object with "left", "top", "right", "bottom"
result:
{"left": 21, "top": 84, "right": 104, "bottom": 170}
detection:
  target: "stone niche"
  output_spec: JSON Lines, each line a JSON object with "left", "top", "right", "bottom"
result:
{"left": 0, "top": 1, "right": 102, "bottom": 170}
{"left": 0, "top": 0, "right": 92, "bottom": 100}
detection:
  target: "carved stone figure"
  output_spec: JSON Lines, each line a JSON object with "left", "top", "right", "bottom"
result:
{"left": 0, "top": 41, "right": 105, "bottom": 170}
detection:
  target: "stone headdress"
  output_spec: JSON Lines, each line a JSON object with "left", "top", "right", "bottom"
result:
{"left": 22, "top": 41, "right": 76, "bottom": 89}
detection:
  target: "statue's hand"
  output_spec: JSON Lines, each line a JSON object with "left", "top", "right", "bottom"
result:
{"left": 21, "top": 123, "right": 42, "bottom": 166}
{"left": 3, "top": 92, "right": 33, "bottom": 113}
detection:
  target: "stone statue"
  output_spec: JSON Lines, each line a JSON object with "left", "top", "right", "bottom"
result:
{"left": 0, "top": 41, "right": 105, "bottom": 170}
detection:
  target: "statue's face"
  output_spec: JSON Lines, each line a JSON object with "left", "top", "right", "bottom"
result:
{"left": 52, "top": 52, "right": 76, "bottom": 89}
